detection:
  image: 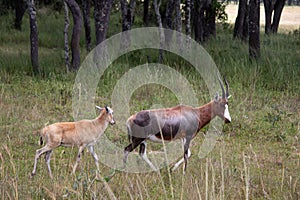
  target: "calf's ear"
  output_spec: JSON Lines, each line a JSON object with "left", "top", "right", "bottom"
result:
{"left": 96, "top": 105, "right": 103, "bottom": 111}
{"left": 105, "top": 105, "right": 109, "bottom": 113}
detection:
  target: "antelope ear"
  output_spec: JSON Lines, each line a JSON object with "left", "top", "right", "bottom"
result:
{"left": 105, "top": 105, "right": 109, "bottom": 113}
{"left": 227, "top": 95, "right": 232, "bottom": 99}
{"left": 95, "top": 106, "right": 103, "bottom": 111}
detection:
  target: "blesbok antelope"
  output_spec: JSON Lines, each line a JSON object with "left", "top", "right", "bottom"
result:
{"left": 123, "top": 77, "right": 231, "bottom": 172}
{"left": 31, "top": 106, "right": 115, "bottom": 178}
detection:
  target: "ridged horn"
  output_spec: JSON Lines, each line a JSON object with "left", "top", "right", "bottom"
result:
{"left": 217, "top": 74, "right": 226, "bottom": 99}
{"left": 224, "top": 77, "right": 230, "bottom": 99}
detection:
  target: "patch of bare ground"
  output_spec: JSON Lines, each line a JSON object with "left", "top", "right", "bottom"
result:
{"left": 226, "top": 4, "right": 300, "bottom": 32}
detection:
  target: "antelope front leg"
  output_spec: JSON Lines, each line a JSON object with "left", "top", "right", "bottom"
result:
{"left": 171, "top": 148, "right": 191, "bottom": 172}
{"left": 88, "top": 146, "right": 100, "bottom": 172}
{"left": 31, "top": 145, "right": 52, "bottom": 177}
{"left": 139, "top": 141, "right": 158, "bottom": 171}
{"left": 72, "top": 146, "right": 85, "bottom": 174}
{"left": 171, "top": 138, "right": 191, "bottom": 172}
{"left": 123, "top": 137, "right": 145, "bottom": 170}
{"left": 45, "top": 150, "right": 53, "bottom": 179}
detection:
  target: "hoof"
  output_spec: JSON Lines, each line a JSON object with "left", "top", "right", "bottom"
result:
{"left": 30, "top": 172, "right": 36, "bottom": 178}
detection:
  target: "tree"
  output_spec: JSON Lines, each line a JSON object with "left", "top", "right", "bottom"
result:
{"left": 194, "top": 0, "right": 205, "bottom": 42}
{"left": 120, "top": 0, "right": 136, "bottom": 49}
{"left": 233, "top": 0, "right": 248, "bottom": 41}
{"left": 164, "top": 0, "right": 175, "bottom": 47}
{"left": 15, "top": 0, "right": 27, "bottom": 31}
{"left": 120, "top": 0, "right": 135, "bottom": 32}
{"left": 65, "top": 0, "right": 82, "bottom": 71}
{"left": 263, "top": 0, "right": 285, "bottom": 34}
{"left": 175, "top": 0, "right": 182, "bottom": 51}
{"left": 153, "top": 0, "right": 164, "bottom": 62}
{"left": 206, "top": 0, "right": 216, "bottom": 38}
{"left": 193, "top": 0, "right": 218, "bottom": 43}
{"left": 143, "top": 0, "right": 149, "bottom": 26}
{"left": 249, "top": 0, "right": 260, "bottom": 59}
{"left": 94, "top": 0, "right": 113, "bottom": 45}
{"left": 28, "top": 0, "right": 40, "bottom": 75}
{"left": 185, "top": 0, "right": 191, "bottom": 48}
{"left": 82, "top": 0, "right": 91, "bottom": 51}
{"left": 64, "top": 0, "right": 70, "bottom": 71}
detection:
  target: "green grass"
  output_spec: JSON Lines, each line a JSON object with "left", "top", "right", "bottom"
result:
{"left": 0, "top": 8, "right": 300, "bottom": 199}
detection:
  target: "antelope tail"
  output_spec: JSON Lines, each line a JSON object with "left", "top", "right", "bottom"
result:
{"left": 33, "top": 130, "right": 43, "bottom": 145}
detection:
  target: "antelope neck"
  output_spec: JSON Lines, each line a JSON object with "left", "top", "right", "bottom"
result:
{"left": 196, "top": 101, "right": 216, "bottom": 130}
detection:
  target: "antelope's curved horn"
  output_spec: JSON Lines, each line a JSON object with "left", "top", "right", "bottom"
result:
{"left": 224, "top": 77, "right": 230, "bottom": 99}
{"left": 217, "top": 74, "right": 226, "bottom": 99}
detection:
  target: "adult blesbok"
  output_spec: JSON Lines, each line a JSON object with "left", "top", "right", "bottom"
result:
{"left": 123, "top": 76, "right": 231, "bottom": 172}
{"left": 31, "top": 106, "right": 115, "bottom": 178}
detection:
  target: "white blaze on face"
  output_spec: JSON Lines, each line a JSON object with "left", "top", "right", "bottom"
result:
{"left": 224, "top": 104, "right": 231, "bottom": 122}
{"left": 106, "top": 106, "right": 113, "bottom": 114}
{"left": 106, "top": 107, "right": 115, "bottom": 124}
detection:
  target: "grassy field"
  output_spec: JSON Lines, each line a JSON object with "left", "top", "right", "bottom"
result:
{"left": 0, "top": 6, "right": 300, "bottom": 199}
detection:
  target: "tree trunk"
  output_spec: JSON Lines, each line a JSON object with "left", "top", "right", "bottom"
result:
{"left": 65, "top": 0, "right": 82, "bottom": 71}
{"left": 263, "top": 0, "right": 285, "bottom": 34}
{"left": 194, "top": 0, "right": 216, "bottom": 43}
{"left": 28, "top": 0, "right": 40, "bottom": 75}
{"left": 206, "top": 0, "right": 216, "bottom": 38}
{"left": 153, "top": 0, "right": 164, "bottom": 63}
{"left": 120, "top": 0, "right": 136, "bottom": 49}
{"left": 15, "top": 0, "right": 27, "bottom": 31}
{"left": 271, "top": 0, "right": 285, "bottom": 33}
{"left": 194, "top": 0, "right": 205, "bottom": 43}
{"left": 185, "top": 0, "right": 191, "bottom": 48}
{"left": 263, "top": 0, "right": 273, "bottom": 34}
{"left": 175, "top": 0, "right": 182, "bottom": 51}
{"left": 143, "top": 0, "right": 149, "bottom": 26}
{"left": 242, "top": 5, "right": 249, "bottom": 40}
{"left": 82, "top": 0, "right": 91, "bottom": 51}
{"left": 233, "top": 0, "right": 248, "bottom": 41}
{"left": 249, "top": 0, "right": 260, "bottom": 59}
{"left": 164, "top": 0, "right": 175, "bottom": 47}
{"left": 64, "top": 0, "right": 70, "bottom": 72}
{"left": 175, "top": 0, "right": 182, "bottom": 33}
{"left": 120, "top": 0, "right": 136, "bottom": 32}
{"left": 94, "top": 0, "right": 113, "bottom": 45}
{"left": 164, "top": 0, "right": 175, "bottom": 30}
{"left": 185, "top": 0, "right": 191, "bottom": 51}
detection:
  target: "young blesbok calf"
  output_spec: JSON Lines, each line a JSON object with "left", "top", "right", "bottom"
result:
{"left": 123, "top": 77, "right": 231, "bottom": 172}
{"left": 31, "top": 106, "right": 115, "bottom": 178}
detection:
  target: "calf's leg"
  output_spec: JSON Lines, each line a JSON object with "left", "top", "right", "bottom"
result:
{"left": 72, "top": 146, "right": 85, "bottom": 174}
{"left": 31, "top": 145, "right": 53, "bottom": 177}
{"left": 88, "top": 145, "right": 100, "bottom": 172}
{"left": 45, "top": 150, "right": 53, "bottom": 179}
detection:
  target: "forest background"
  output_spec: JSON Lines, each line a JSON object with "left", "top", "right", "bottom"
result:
{"left": 0, "top": 0, "right": 299, "bottom": 199}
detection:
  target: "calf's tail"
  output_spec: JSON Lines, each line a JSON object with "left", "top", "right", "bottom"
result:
{"left": 33, "top": 130, "right": 43, "bottom": 145}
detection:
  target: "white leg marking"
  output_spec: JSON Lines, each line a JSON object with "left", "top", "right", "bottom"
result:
{"left": 140, "top": 141, "right": 157, "bottom": 171}
{"left": 172, "top": 148, "right": 191, "bottom": 171}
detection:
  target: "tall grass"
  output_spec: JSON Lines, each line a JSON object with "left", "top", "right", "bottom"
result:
{"left": 0, "top": 8, "right": 299, "bottom": 199}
